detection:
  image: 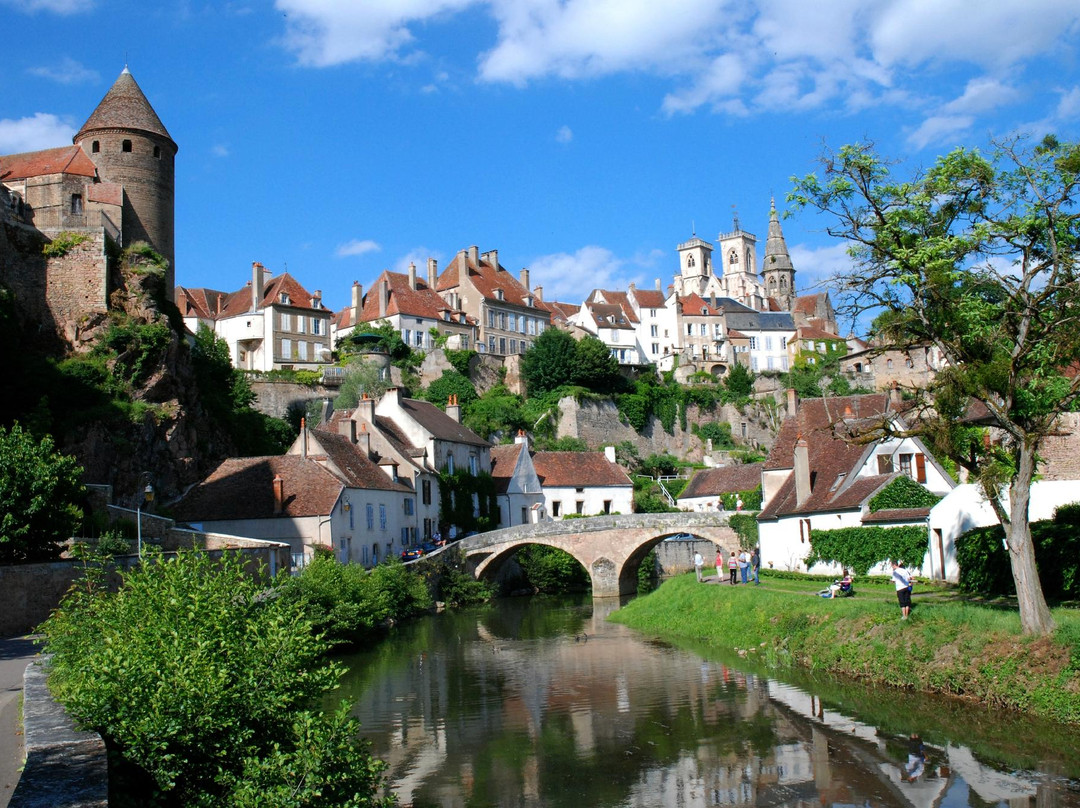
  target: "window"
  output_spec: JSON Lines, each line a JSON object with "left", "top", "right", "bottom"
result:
{"left": 528, "top": 318, "right": 536, "bottom": 335}
{"left": 280, "top": 312, "right": 292, "bottom": 331}
{"left": 153, "top": 145, "right": 160, "bottom": 158}
{"left": 651, "top": 342, "right": 659, "bottom": 354}
{"left": 280, "top": 292, "right": 291, "bottom": 304}
{"left": 765, "top": 336, "right": 773, "bottom": 350}
{"left": 552, "top": 501, "right": 561, "bottom": 517}
{"left": 749, "top": 337, "right": 758, "bottom": 350}
{"left": 899, "top": 453, "right": 913, "bottom": 478}
{"left": 877, "top": 455, "right": 894, "bottom": 473}
{"left": 366, "top": 504, "right": 374, "bottom": 530}
{"left": 575, "top": 501, "right": 584, "bottom": 515}
{"left": 521, "top": 507, "right": 528, "bottom": 524}
{"left": 611, "top": 331, "right": 619, "bottom": 343}
{"left": 510, "top": 339, "right": 518, "bottom": 354}
{"left": 686, "top": 324, "right": 693, "bottom": 336}
{"left": 469, "top": 455, "right": 479, "bottom": 475}
{"left": 650, "top": 324, "right": 658, "bottom": 337}
{"left": 446, "top": 454, "right": 455, "bottom": 474}
{"left": 402, "top": 329, "right": 411, "bottom": 345}
{"left": 404, "top": 498, "right": 414, "bottom": 515}
{"left": 700, "top": 323, "right": 707, "bottom": 336}
{"left": 603, "top": 500, "right": 612, "bottom": 514}
{"left": 422, "top": 479, "right": 431, "bottom": 505}
{"left": 488, "top": 336, "right": 496, "bottom": 353}
{"left": 122, "top": 139, "right": 132, "bottom": 152}
{"left": 70, "top": 194, "right": 83, "bottom": 215}
{"left": 297, "top": 341, "right": 308, "bottom": 360}
{"left": 91, "top": 140, "right": 100, "bottom": 153}
{"left": 780, "top": 337, "right": 787, "bottom": 349}
{"left": 414, "top": 331, "right": 423, "bottom": 347}
{"left": 379, "top": 504, "right": 387, "bottom": 530}
{"left": 499, "top": 338, "right": 506, "bottom": 354}
{"left": 687, "top": 254, "right": 696, "bottom": 268}
{"left": 297, "top": 316, "right": 306, "bottom": 334}
{"left": 496, "top": 289, "right": 504, "bottom": 300}
{"left": 649, "top": 309, "right": 656, "bottom": 317}
{"left": 488, "top": 310, "right": 496, "bottom": 328}
{"left": 887, "top": 358, "right": 894, "bottom": 369}
{"left": 312, "top": 318, "right": 322, "bottom": 335}
{"left": 281, "top": 339, "right": 293, "bottom": 359}
{"left": 499, "top": 313, "right": 507, "bottom": 330}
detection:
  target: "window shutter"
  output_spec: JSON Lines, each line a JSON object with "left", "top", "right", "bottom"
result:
{"left": 915, "top": 453, "right": 927, "bottom": 483}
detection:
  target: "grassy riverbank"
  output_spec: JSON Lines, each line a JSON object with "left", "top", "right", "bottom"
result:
{"left": 611, "top": 572, "right": 1080, "bottom": 725}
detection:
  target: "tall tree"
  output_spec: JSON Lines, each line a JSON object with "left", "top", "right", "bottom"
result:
{"left": 522, "top": 328, "right": 578, "bottom": 395}
{"left": 790, "top": 137, "right": 1080, "bottom": 635}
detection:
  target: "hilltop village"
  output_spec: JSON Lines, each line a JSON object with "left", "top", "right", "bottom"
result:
{"left": 3, "top": 68, "right": 1079, "bottom": 578}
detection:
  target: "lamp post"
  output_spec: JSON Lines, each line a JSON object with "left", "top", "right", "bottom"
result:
{"left": 137, "top": 477, "right": 154, "bottom": 558}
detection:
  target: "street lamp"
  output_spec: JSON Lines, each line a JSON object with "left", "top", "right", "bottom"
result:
{"left": 137, "top": 478, "right": 154, "bottom": 558}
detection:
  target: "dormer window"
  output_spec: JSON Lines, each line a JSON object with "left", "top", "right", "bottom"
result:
{"left": 280, "top": 292, "right": 290, "bottom": 304}
{"left": 496, "top": 289, "right": 504, "bottom": 300}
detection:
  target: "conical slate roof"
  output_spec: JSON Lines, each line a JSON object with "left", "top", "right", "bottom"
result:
{"left": 763, "top": 199, "right": 793, "bottom": 273}
{"left": 75, "top": 67, "right": 174, "bottom": 145}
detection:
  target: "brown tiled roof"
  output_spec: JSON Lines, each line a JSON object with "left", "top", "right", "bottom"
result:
{"left": 172, "top": 455, "right": 341, "bottom": 522}
{"left": 862, "top": 507, "right": 932, "bottom": 524}
{"left": 325, "top": 410, "right": 428, "bottom": 467}
{"left": 797, "top": 324, "right": 842, "bottom": 341}
{"left": 180, "top": 271, "right": 329, "bottom": 320}
{"left": 532, "top": 452, "right": 631, "bottom": 487}
{"left": 589, "top": 290, "right": 640, "bottom": 324}
{"left": 175, "top": 286, "right": 230, "bottom": 319}
{"left": 361, "top": 270, "right": 466, "bottom": 322}
{"left": 310, "top": 429, "right": 413, "bottom": 493}
{"left": 585, "top": 301, "right": 635, "bottom": 330}
{"left": 542, "top": 301, "right": 580, "bottom": 323}
{"left": 680, "top": 293, "right": 721, "bottom": 316}
{"left": 758, "top": 394, "right": 896, "bottom": 520}
{"left": 727, "top": 328, "right": 749, "bottom": 340}
{"left": 436, "top": 251, "right": 540, "bottom": 310}
{"left": 76, "top": 68, "right": 174, "bottom": 145}
{"left": 399, "top": 398, "right": 490, "bottom": 447}
{"left": 794, "top": 293, "right": 829, "bottom": 315}
{"left": 679, "top": 464, "right": 763, "bottom": 500}
{"left": 630, "top": 288, "right": 667, "bottom": 309}
{"left": 490, "top": 443, "right": 525, "bottom": 493}
{"left": 0, "top": 145, "right": 96, "bottom": 181}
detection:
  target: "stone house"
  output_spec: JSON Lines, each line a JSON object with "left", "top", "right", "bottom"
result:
{"left": 624, "top": 283, "right": 674, "bottom": 366}
{"left": 435, "top": 246, "right": 551, "bottom": 356}
{"left": 175, "top": 261, "right": 332, "bottom": 371}
{"left": 757, "top": 392, "right": 955, "bottom": 574}
{"left": 678, "top": 463, "right": 764, "bottom": 513}
{"left": 532, "top": 447, "right": 634, "bottom": 519}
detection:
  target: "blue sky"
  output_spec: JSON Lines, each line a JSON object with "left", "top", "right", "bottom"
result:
{"left": 3, "top": 0, "right": 1079, "bottom": 330}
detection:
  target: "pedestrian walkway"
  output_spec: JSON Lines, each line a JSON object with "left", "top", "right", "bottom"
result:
{"left": 0, "top": 637, "right": 39, "bottom": 808}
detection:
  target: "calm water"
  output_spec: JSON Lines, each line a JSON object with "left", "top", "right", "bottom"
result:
{"left": 334, "top": 596, "right": 1080, "bottom": 808}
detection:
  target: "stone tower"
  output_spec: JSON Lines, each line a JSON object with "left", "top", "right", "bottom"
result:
{"left": 74, "top": 68, "right": 178, "bottom": 294}
{"left": 674, "top": 235, "right": 713, "bottom": 295}
{"left": 717, "top": 213, "right": 758, "bottom": 290}
{"left": 761, "top": 199, "right": 795, "bottom": 311}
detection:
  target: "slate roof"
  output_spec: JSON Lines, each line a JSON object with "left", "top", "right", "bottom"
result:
{"left": 398, "top": 397, "right": 491, "bottom": 448}
{"left": 723, "top": 308, "right": 796, "bottom": 332}
{"left": 0, "top": 145, "right": 97, "bottom": 181}
{"left": 172, "top": 455, "right": 342, "bottom": 522}
{"left": 584, "top": 301, "right": 635, "bottom": 330}
{"left": 325, "top": 409, "right": 429, "bottom": 467}
{"left": 532, "top": 452, "right": 632, "bottom": 488}
{"left": 862, "top": 507, "right": 932, "bottom": 524}
{"left": 679, "top": 464, "right": 764, "bottom": 500}
{"left": 758, "top": 393, "right": 897, "bottom": 520}
{"left": 76, "top": 68, "right": 175, "bottom": 145}
{"left": 489, "top": 443, "right": 526, "bottom": 493}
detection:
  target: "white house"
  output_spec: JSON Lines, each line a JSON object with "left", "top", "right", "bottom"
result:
{"left": 489, "top": 435, "right": 547, "bottom": 527}
{"left": 678, "top": 463, "right": 764, "bottom": 513}
{"left": 532, "top": 447, "right": 634, "bottom": 519}
{"left": 927, "top": 481, "right": 1080, "bottom": 583}
{"left": 757, "top": 393, "right": 955, "bottom": 575}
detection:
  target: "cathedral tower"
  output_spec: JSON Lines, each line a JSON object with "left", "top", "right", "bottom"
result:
{"left": 761, "top": 199, "right": 795, "bottom": 311}
{"left": 74, "top": 68, "right": 177, "bottom": 294}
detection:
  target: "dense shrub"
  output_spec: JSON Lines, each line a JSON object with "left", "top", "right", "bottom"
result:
{"left": 438, "top": 470, "right": 499, "bottom": 534}
{"left": 727, "top": 512, "right": 760, "bottom": 549}
{"left": 694, "top": 421, "right": 734, "bottom": 448}
{"left": 868, "top": 475, "right": 942, "bottom": 512}
{"left": 515, "top": 545, "right": 590, "bottom": 593}
{"left": 422, "top": 370, "right": 478, "bottom": 410}
{"left": 957, "top": 504, "right": 1080, "bottom": 599}
{"left": 806, "top": 525, "right": 928, "bottom": 575}
{"left": 41, "top": 551, "right": 391, "bottom": 807}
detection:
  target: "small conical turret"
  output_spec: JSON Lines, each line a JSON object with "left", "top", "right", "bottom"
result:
{"left": 76, "top": 68, "right": 175, "bottom": 146}
{"left": 762, "top": 198, "right": 795, "bottom": 310}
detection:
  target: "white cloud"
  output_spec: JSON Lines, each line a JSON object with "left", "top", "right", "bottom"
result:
{"left": 275, "top": 0, "right": 476, "bottom": 67}
{"left": 789, "top": 242, "right": 856, "bottom": 290}
{"left": 906, "top": 114, "right": 975, "bottom": 150}
{"left": 0, "top": 113, "right": 76, "bottom": 153}
{"left": 27, "top": 57, "right": 98, "bottom": 84}
{"left": 555, "top": 125, "right": 572, "bottom": 144}
{"left": 3, "top": 0, "right": 93, "bottom": 13}
{"left": 394, "top": 247, "right": 442, "bottom": 275}
{"left": 211, "top": 143, "right": 230, "bottom": 157}
{"left": 942, "top": 77, "right": 1020, "bottom": 115}
{"left": 1056, "top": 86, "right": 1080, "bottom": 121}
{"left": 528, "top": 245, "right": 638, "bottom": 302}
{"left": 336, "top": 239, "right": 381, "bottom": 258}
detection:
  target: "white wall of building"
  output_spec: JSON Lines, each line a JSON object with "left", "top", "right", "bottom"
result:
{"left": 544, "top": 486, "right": 633, "bottom": 519}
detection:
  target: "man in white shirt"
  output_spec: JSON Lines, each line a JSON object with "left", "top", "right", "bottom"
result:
{"left": 891, "top": 560, "right": 913, "bottom": 619}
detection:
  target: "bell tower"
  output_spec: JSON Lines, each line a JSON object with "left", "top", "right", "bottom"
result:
{"left": 75, "top": 68, "right": 178, "bottom": 296}
{"left": 761, "top": 199, "right": 796, "bottom": 311}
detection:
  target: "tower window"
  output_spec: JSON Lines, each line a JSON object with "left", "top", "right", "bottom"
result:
{"left": 91, "top": 141, "right": 100, "bottom": 153}
{"left": 70, "top": 194, "right": 83, "bottom": 215}
{"left": 153, "top": 145, "right": 160, "bottom": 158}
{"left": 687, "top": 254, "right": 696, "bottom": 268}
{"left": 122, "top": 140, "right": 132, "bottom": 152}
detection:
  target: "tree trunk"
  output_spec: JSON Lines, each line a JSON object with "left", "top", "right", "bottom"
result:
{"left": 1006, "top": 442, "right": 1056, "bottom": 635}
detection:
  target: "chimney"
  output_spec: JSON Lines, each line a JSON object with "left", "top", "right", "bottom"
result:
{"left": 533, "top": 285, "right": 543, "bottom": 302}
{"left": 794, "top": 435, "right": 811, "bottom": 507}
{"left": 628, "top": 282, "right": 636, "bottom": 292}
{"left": 252, "top": 262, "right": 265, "bottom": 311}
{"left": 787, "top": 388, "right": 798, "bottom": 415}
{"left": 487, "top": 249, "right": 498, "bottom": 269}
{"left": 355, "top": 394, "right": 375, "bottom": 425}
{"left": 339, "top": 416, "right": 357, "bottom": 443}
{"left": 515, "top": 429, "right": 528, "bottom": 446}
{"left": 351, "top": 281, "right": 363, "bottom": 324}
{"left": 357, "top": 422, "right": 371, "bottom": 457}
{"left": 272, "top": 474, "right": 284, "bottom": 515}
{"left": 427, "top": 257, "right": 438, "bottom": 288}
{"left": 446, "top": 394, "right": 461, "bottom": 423}
{"left": 408, "top": 262, "right": 417, "bottom": 290}
{"left": 387, "top": 387, "right": 404, "bottom": 406}
{"left": 457, "top": 248, "right": 468, "bottom": 268}
{"left": 655, "top": 278, "right": 662, "bottom": 291}
{"left": 604, "top": 445, "right": 616, "bottom": 464}
{"left": 520, "top": 267, "right": 530, "bottom": 291}
{"left": 468, "top": 245, "right": 479, "bottom": 265}
{"left": 300, "top": 418, "right": 308, "bottom": 459}
{"left": 889, "top": 381, "right": 903, "bottom": 411}
{"left": 379, "top": 278, "right": 389, "bottom": 318}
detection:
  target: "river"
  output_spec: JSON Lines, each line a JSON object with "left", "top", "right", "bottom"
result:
{"left": 334, "top": 595, "right": 1080, "bottom": 808}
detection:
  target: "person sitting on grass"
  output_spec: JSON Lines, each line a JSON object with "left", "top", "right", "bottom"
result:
{"left": 828, "top": 569, "right": 853, "bottom": 598}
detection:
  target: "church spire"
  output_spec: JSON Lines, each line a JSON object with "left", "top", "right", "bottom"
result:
{"left": 762, "top": 198, "right": 795, "bottom": 310}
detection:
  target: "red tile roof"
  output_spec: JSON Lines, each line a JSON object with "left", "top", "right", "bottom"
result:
{"left": 796, "top": 324, "right": 842, "bottom": 341}
{"left": 0, "top": 145, "right": 96, "bottom": 181}
{"left": 680, "top": 293, "right": 722, "bottom": 316}
{"left": 176, "top": 270, "right": 329, "bottom": 320}
{"left": 630, "top": 288, "right": 667, "bottom": 309}
{"left": 310, "top": 429, "right": 413, "bottom": 493}
{"left": 436, "top": 250, "right": 540, "bottom": 310}
{"left": 589, "top": 290, "right": 640, "bottom": 324}
{"left": 490, "top": 443, "right": 526, "bottom": 493}
{"left": 532, "top": 452, "right": 631, "bottom": 488}
{"left": 679, "top": 464, "right": 763, "bottom": 500}
{"left": 172, "top": 455, "right": 342, "bottom": 522}
{"left": 794, "top": 293, "right": 829, "bottom": 315}
{"left": 359, "top": 270, "right": 465, "bottom": 322}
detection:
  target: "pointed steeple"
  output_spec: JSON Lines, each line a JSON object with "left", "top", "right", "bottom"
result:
{"left": 764, "top": 198, "right": 794, "bottom": 275}
{"left": 75, "top": 68, "right": 175, "bottom": 146}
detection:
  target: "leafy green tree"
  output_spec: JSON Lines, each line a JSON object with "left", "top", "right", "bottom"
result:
{"left": 515, "top": 545, "right": 590, "bottom": 593}
{"left": 335, "top": 359, "right": 392, "bottom": 410}
{"left": 724, "top": 362, "right": 755, "bottom": 399}
{"left": 41, "top": 551, "right": 392, "bottom": 806}
{"left": 522, "top": 328, "right": 578, "bottom": 395}
{"left": 790, "top": 136, "right": 1080, "bottom": 635}
{"left": 464, "top": 385, "right": 528, "bottom": 441}
{"left": 422, "top": 370, "right": 478, "bottom": 411}
{"left": 0, "top": 423, "right": 84, "bottom": 563}
{"left": 572, "top": 335, "right": 621, "bottom": 392}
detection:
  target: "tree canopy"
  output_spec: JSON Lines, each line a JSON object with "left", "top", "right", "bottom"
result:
{"left": 790, "top": 136, "right": 1080, "bottom": 634}
{"left": 521, "top": 328, "right": 579, "bottom": 396}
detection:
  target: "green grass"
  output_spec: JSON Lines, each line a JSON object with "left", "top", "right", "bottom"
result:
{"left": 612, "top": 571, "right": 1080, "bottom": 725}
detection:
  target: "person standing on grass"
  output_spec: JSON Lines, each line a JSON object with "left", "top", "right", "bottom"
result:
{"left": 728, "top": 551, "right": 738, "bottom": 585}
{"left": 715, "top": 548, "right": 724, "bottom": 582}
{"left": 892, "top": 560, "right": 913, "bottom": 619}
{"left": 694, "top": 551, "right": 704, "bottom": 582}
{"left": 738, "top": 549, "right": 750, "bottom": 584}
{"left": 750, "top": 547, "right": 761, "bottom": 585}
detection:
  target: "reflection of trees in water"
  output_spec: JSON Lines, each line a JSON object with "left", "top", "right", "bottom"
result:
{"left": 337, "top": 598, "right": 1079, "bottom": 808}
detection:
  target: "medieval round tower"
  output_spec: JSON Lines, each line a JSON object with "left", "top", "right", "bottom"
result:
{"left": 74, "top": 67, "right": 177, "bottom": 294}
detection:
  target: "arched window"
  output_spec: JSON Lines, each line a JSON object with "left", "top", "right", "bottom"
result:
{"left": 729, "top": 250, "right": 738, "bottom": 265}
{"left": 91, "top": 141, "right": 100, "bottom": 153}
{"left": 122, "top": 139, "right": 132, "bottom": 152}
{"left": 153, "top": 145, "right": 161, "bottom": 158}
{"left": 745, "top": 251, "right": 752, "bottom": 272}
{"left": 687, "top": 254, "right": 696, "bottom": 268}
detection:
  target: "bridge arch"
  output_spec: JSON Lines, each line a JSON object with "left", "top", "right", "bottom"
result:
{"left": 460, "top": 513, "right": 736, "bottom": 598}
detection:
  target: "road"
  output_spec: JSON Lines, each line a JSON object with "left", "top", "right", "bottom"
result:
{"left": 0, "top": 637, "right": 39, "bottom": 808}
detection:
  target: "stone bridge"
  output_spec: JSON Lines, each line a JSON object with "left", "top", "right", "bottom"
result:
{"left": 459, "top": 513, "right": 736, "bottom": 598}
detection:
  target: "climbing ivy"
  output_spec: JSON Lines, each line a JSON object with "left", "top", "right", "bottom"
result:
{"left": 806, "top": 525, "right": 928, "bottom": 576}
{"left": 437, "top": 470, "right": 499, "bottom": 535}
{"left": 867, "top": 475, "right": 942, "bottom": 512}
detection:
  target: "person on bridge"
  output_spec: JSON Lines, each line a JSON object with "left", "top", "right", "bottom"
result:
{"left": 693, "top": 551, "right": 704, "bottom": 582}
{"left": 715, "top": 548, "right": 723, "bottom": 582}
{"left": 727, "top": 552, "right": 738, "bottom": 585}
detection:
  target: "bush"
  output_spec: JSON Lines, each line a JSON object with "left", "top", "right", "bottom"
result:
{"left": 806, "top": 525, "right": 928, "bottom": 575}
{"left": 40, "top": 551, "right": 392, "bottom": 807}
{"left": 727, "top": 512, "right": 759, "bottom": 548}
{"left": 515, "top": 545, "right": 590, "bottom": 593}
{"left": 422, "top": 370, "right": 478, "bottom": 411}
{"left": 867, "top": 475, "right": 942, "bottom": 512}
